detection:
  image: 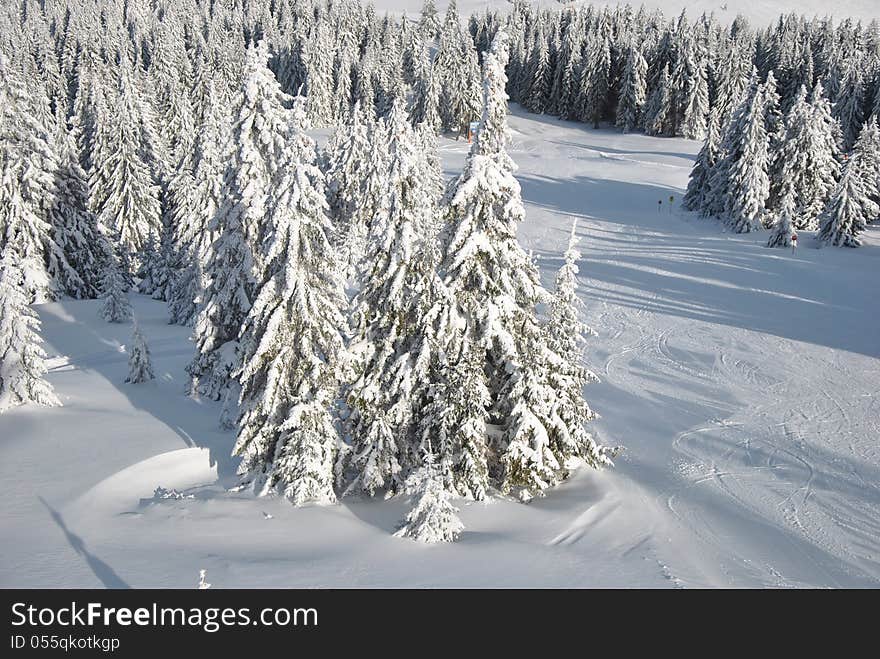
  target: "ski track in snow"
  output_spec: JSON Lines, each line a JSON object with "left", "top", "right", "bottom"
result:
{"left": 506, "top": 107, "right": 880, "bottom": 588}
{"left": 1, "top": 105, "right": 879, "bottom": 588}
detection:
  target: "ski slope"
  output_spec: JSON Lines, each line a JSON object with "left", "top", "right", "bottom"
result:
{"left": 1, "top": 106, "right": 878, "bottom": 588}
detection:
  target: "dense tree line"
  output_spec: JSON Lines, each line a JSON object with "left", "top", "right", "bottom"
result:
{"left": 499, "top": 3, "right": 880, "bottom": 244}
{"left": 683, "top": 71, "right": 880, "bottom": 245}
{"left": 502, "top": 3, "right": 880, "bottom": 143}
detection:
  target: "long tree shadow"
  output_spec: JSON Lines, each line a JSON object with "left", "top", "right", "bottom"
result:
{"left": 515, "top": 174, "right": 880, "bottom": 358}
{"left": 39, "top": 496, "right": 130, "bottom": 589}
{"left": 39, "top": 298, "right": 239, "bottom": 483}
{"left": 544, "top": 138, "right": 698, "bottom": 162}
{"left": 506, "top": 104, "right": 700, "bottom": 161}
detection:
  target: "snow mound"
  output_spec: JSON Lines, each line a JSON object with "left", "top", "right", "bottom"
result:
{"left": 72, "top": 447, "right": 217, "bottom": 513}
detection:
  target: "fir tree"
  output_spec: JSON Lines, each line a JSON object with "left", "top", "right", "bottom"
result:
{"left": 167, "top": 75, "right": 229, "bottom": 327}
{"left": 769, "top": 84, "right": 840, "bottom": 229}
{"left": 419, "top": 0, "right": 441, "bottom": 40}
{"left": 408, "top": 40, "right": 441, "bottom": 131}
{"left": 522, "top": 23, "right": 551, "bottom": 114}
{"left": 126, "top": 324, "right": 155, "bottom": 384}
{"left": 833, "top": 62, "right": 865, "bottom": 152}
{"left": 818, "top": 150, "right": 878, "bottom": 246}
{"left": 852, "top": 118, "right": 880, "bottom": 216}
{"left": 0, "top": 151, "right": 56, "bottom": 304}
{"left": 49, "top": 123, "right": 110, "bottom": 299}
{"left": 435, "top": 31, "right": 609, "bottom": 501}
{"left": 553, "top": 18, "right": 581, "bottom": 122}
{"left": 344, "top": 100, "right": 442, "bottom": 496}
{"left": 435, "top": 1, "right": 481, "bottom": 136}
{"left": 644, "top": 64, "right": 672, "bottom": 136}
{"left": 545, "top": 222, "right": 609, "bottom": 469}
{"left": 324, "top": 102, "right": 388, "bottom": 282}
{"left": 393, "top": 450, "right": 464, "bottom": 543}
{"left": 581, "top": 14, "right": 613, "bottom": 128}
{"left": 680, "top": 58, "right": 710, "bottom": 140}
{"left": 683, "top": 108, "right": 722, "bottom": 213}
{"left": 136, "top": 232, "right": 168, "bottom": 298}
{"left": 0, "top": 248, "right": 60, "bottom": 413}
{"left": 89, "top": 56, "right": 162, "bottom": 266}
{"left": 0, "top": 54, "right": 61, "bottom": 303}
{"left": 99, "top": 250, "right": 132, "bottom": 324}
{"left": 188, "top": 40, "right": 293, "bottom": 401}
{"left": 767, "top": 188, "right": 798, "bottom": 248}
{"left": 725, "top": 74, "right": 771, "bottom": 233}
{"left": 233, "top": 99, "right": 346, "bottom": 505}
{"left": 548, "top": 222, "right": 596, "bottom": 368}
{"left": 434, "top": 30, "right": 548, "bottom": 497}
{"left": 616, "top": 44, "right": 647, "bottom": 133}
{"left": 304, "top": 23, "right": 336, "bottom": 127}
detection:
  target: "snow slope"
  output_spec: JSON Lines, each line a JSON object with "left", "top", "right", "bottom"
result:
{"left": 1, "top": 106, "right": 878, "bottom": 588}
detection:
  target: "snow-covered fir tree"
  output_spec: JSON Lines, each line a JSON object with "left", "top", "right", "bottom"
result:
{"left": 434, "top": 31, "right": 609, "bottom": 501}
{"left": 545, "top": 222, "right": 609, "bottom": 469}
{"left": 683, "top": 108, "right": 722, "bottom": 213}
{"left": 833, "top": 61, "right": 865, "bottom": 152}
{"left": 680, "top": 56, "right": 710, "bottom": 140}
{"left": 324, "top": 102, "right": 388, "bottom": 282}
{"left": 0, "top": 54, "right": 62, "bottom": 303}
{"left": 0, "top": 248, "right": 61, "bottom": 413}
{"left": 125, "top": 324, "right": 155, "bottom": 384}
{"left": 0, "top": 148, "right": 56, "bottom": 304}
{"left": 419, "top": 0, "right": 442, "bottom": 40}
{"left": 344, "top": 99, "right": 443, "bottom": 497}
{"left": 644, "top": 64, "right": 673, "bottom": 136}
{"left": 99, "top": 249, "right": 132, "bottom": 324}
{"left": 136, "top": 230, "right": 172, "bottom": 300}
{"left": 552, "top": 15, "right": 582, "bottom": 122}
{"left": 88, "top": 55, "right": 162, "bottom": 268}
{"left": 616, "top": 44, "right": 647, "bottom": 133}
{"left": 767, "top": 187, "right": 798, "bottom": 248}
{"left": 768, "top": 84, "right": 840, "bottom": 229}
{"left": 49, "top": 123, "right": 110, "bottom": 299}
{"left": 852, "top": 118, "right": 880, "bottom": 215}
{"left": 408, "top": 39, "right": 441, "bottom": 131}
{"left": 233, "top": 98, "right": 346, "bottom": 505}
{"left": 522, "top": 20, "right": 551, "bottom": 115}
{"left": 393, "top": 450, "right": 464, "bottom": 543}
{"left": 579, "top": 13, "right": 612, "bottom": 129}
{"left": 167, "top": 74, "right": 230, "bottom": 327}
{"left": 188, "top": 40, "right": 293, "bottom": 402}
{"left": 762, "top": 71, "right": 784, "bottom": 154}
{"left": 303, "top": 22, "right": 336, "bottom": 127}
{"left": 724, "top": 73, "right": 772, "bottom": 233}
{"left": 817, "top": 145, "right": 879, "bottom": 247}
{"left": 434, "top": 1, "right": 482, "bottom": 136}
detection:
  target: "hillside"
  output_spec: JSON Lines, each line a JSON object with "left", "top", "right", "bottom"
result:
{"left": 2, "top": 106, "right": 877, "bottom": 588}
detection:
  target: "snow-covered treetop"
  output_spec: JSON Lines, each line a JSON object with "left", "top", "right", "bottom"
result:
{"left": 472, "top": 30, "right": 511, "bottom": 160}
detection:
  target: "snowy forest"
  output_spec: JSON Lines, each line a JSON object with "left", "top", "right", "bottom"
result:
{"left": 0, "top": 0, "right": 878, "bottom": 546}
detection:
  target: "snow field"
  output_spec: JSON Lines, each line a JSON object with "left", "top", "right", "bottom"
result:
{"left": 3, "top": 105, "right": 878, "bottom": 587}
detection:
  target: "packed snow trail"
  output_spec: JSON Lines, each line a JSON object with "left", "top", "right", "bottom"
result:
{"left": 498, "top": 107, "right": 880, "bottom": 587}
{"left": 1, "top": 107, "right": 878, "bottom": 587}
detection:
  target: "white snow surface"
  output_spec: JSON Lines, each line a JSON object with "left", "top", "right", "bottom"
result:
{"left": 2, "top": 106, "right": 879, "bottom": 588}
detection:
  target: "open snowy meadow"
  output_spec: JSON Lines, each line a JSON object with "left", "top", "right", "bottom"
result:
{"left": 2, "top": 104, "right": 877, "bottom": 588}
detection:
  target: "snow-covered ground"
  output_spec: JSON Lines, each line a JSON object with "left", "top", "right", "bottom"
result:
{"left": 2, "top": 106, "right": 878, "bottom": 588}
